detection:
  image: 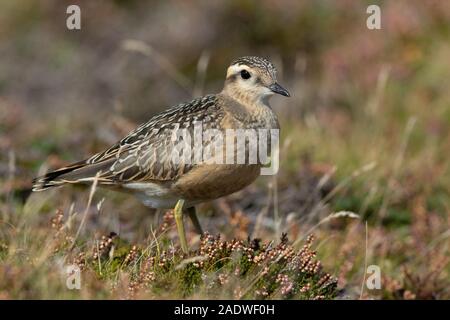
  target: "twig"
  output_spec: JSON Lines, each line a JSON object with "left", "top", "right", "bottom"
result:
{"left": 193, "top": 50, "right": 210, "bottom": 97}
{"left": 71, "top": 172, "right": 100, "bottom": 250}
{"left": 122, "top": 39, "right": 192, "bottom": 93}
{"left": 293, "top": 211, "right": 359, "bottom": 246}
{"left": 360, "top": 221, "right": 368, "bottom": 300}
{"left": 379, "top": 117, "right": 416, "bottom": 218}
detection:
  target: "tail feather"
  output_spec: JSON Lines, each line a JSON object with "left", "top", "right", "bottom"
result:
{"left": 32, "top": 162, "right": 87, "bottom": 191}
{"left": 32, "top": 158, "right": 115, "bottom": 191}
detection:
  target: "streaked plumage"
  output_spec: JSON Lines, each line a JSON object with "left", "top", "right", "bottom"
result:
{"left": 33, "top": 56, "right": 290, "bottom": 249}
{"left": 34, "top": 95, "right": 223, "bottom": 189}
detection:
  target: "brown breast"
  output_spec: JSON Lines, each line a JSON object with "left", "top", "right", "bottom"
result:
{"left": 171, "top": 164, "right": 260, "bottom": 201}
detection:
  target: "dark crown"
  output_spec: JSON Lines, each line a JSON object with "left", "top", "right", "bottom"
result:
{"left": 230, "top": 56, "right": 277, "bottom": 78}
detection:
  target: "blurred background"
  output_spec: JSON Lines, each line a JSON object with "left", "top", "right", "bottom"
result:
{"left": 0, "top": 0, "right": 449, "bottom": 299}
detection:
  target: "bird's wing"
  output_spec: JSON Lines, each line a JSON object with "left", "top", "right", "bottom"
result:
{"left": 33, "top": 95, "right": 224, "bottom": 190}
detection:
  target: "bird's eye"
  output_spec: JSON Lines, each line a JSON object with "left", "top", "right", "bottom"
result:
{"left": 240, "top": 70, "right": 251, "bottom": 80}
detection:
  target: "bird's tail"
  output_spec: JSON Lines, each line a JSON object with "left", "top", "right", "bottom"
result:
{"left": 32, "top": 162, "right": 88, "bottom": 191}
{"left": 32, "top": 157, "right": 116, "bottom": 191}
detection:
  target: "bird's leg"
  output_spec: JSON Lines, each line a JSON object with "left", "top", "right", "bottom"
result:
{"left": 187, "top": 206, "right": 203, "bottom": 235}
{"left": 174, "top": 199, "right": 188, "bottom": 253}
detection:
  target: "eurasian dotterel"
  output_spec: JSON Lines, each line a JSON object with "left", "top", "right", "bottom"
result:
{"left": 33, "top": 56, "right": 290, "bottom": 252}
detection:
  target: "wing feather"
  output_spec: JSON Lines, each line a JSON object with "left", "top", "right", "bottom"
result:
{"left": 32, "top": 94, "right": 224, "bottom": 190}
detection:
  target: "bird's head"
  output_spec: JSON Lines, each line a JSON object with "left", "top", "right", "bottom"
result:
{"left": 223, "top": 56, "right": 290, "bottom": 104}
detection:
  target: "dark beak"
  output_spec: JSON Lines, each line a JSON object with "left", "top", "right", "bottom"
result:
{"left": 269, "top": 83, "right": 290, "bottom": 97}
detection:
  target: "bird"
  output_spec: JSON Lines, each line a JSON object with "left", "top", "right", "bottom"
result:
{"left": 32, "top": 56, "right": 290, "bottom": 253}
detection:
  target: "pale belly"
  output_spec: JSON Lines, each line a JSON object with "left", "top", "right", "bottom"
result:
{"left": 122, "top": 181, "right": 182, "bottom": 209}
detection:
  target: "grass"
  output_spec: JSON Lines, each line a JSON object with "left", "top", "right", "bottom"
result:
{"left": 0, "top": 204, "right": 338, "bottom": 299}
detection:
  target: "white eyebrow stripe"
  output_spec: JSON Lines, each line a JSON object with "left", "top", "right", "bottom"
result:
{"left": 226, "top": 64, "right": 250, "bottom": 78}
